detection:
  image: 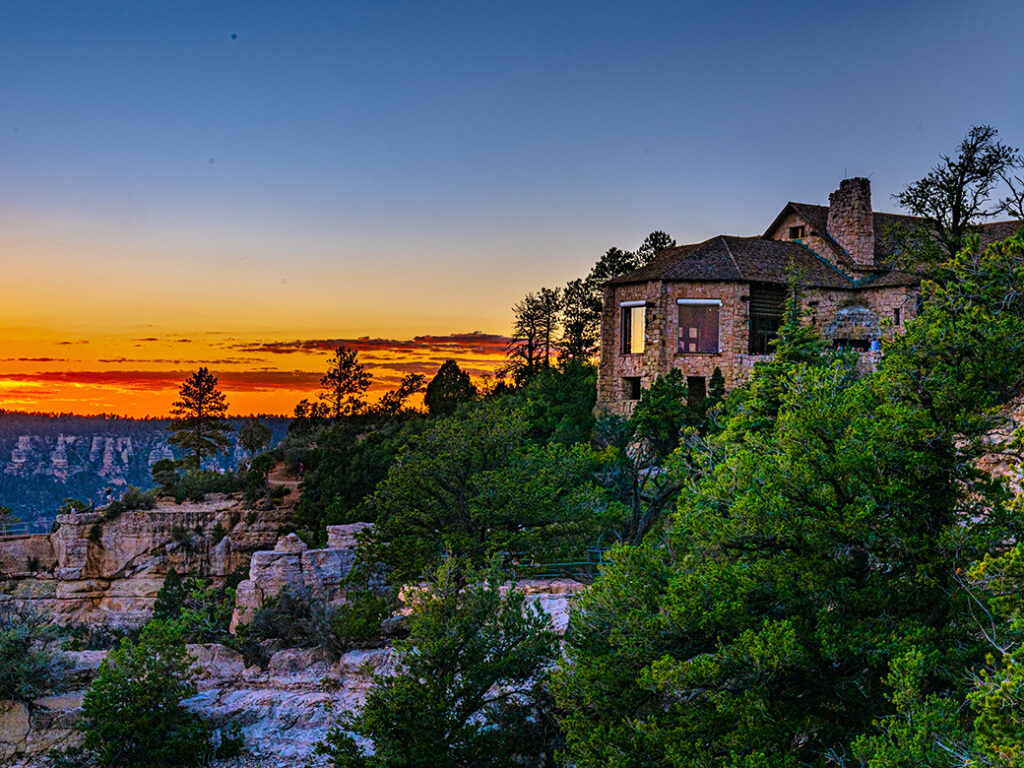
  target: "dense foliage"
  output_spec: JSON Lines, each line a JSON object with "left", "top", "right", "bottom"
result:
{"left": 551, "top": 232, "right": 1024, "bottom": 767}
{"left": 358, "top": 402, "right": 603, "bottom": 584}
{"left": 73, "top": 621, "right": 212, "bottom": 768}
{"left": 316, "top": 560, "right": 559, "bottom": 768}
{"left": 243, "top": 583, "right": 393, "bottom": 658}
{"left": 0, "top": 601, "right": 64, "bottom": 701}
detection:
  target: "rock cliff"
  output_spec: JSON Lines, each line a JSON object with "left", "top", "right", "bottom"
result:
{"left": 0, "top": 521, "right": 585, "bottom": 766}
{"left": 0, "top": 484, "right": 297, "bottom": 628}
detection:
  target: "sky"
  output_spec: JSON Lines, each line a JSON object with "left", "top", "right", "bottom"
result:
{"left": 2, "top": 0, "right": 1023, "bottom": 416}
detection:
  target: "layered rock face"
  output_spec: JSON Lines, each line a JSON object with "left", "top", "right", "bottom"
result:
{"left": 0, "top": 490, "right": 296, "bottom": 628}
{"left": 0, "top": 415, "right": 291, "bottom": 527}
{"left": 1, "top": 480, "right": 586, "bottom": 765}
{"left": 1, "top": 576, "right": 584, "bottom": 766}
{"left": 230, "top": 523, "right": 373, "bottom": 630}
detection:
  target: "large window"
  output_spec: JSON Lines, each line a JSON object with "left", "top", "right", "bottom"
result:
{"left": 621, "top": 302, "right": 646, "bottom": 354}
{"left": 677, "top": 300, "right": 720, "bottom": 354}
{"left": 748, "top": 283, "right": 787, "bottom": 355}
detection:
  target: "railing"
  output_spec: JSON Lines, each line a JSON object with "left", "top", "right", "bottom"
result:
{"left": 501, "top": 547, "right": 613, "bottom": 581}
{"left": 0, "top": 521, "right": 52, "bottom": 537}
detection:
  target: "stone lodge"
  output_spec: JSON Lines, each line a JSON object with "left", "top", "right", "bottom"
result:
{"left": 596, "top": 177, "right": 1021, "bottom": 415}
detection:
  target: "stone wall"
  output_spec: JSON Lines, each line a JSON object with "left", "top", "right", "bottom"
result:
{"left": 596, "top": 273, "right": 922, "bottom": 415}
{"left": 827, "top": 177, "right": 875, "bottom": 268}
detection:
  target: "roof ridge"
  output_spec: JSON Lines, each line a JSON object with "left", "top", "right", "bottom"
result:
{"left": 720, "top": 235, "right": 742, "bottom": 279}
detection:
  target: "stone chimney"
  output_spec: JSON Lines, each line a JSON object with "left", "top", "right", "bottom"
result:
{"left": 827, "top": 177, "right": 875, "bottom": 268}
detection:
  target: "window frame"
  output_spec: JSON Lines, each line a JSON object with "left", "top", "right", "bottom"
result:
{"left": 620, "top": 301, "right": 646, "bottom": 355}
{"left": 676, "top": 298, "right": 721, "bottom": 355}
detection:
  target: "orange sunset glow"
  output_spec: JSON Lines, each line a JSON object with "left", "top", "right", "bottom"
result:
{"left": 0, "top": 327, "right": 511, "bottom": 417}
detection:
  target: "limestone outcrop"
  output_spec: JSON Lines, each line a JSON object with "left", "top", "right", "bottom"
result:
{"left": 0, "top": 474, "right": 301, "bottom": 628}
{"left": 230, "top": 524, "right": 371, "bottom": 631}
{"left": 0, "top": 574, "right": 583, "bottom": 767}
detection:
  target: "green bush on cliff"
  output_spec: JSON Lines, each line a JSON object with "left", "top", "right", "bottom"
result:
{"left": 243, "top": 582, "right": 393, "bottom": 658}
{"left": 0, "top": 601, "right": 65, "bottom": 701}
{"left": 315, "top": 560, "right": 559, "bottom": 768}
{"left": 72, "top": 620, "right": 212, "bottom": 768}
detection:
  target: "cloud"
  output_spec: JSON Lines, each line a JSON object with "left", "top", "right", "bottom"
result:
{"left": 0, "top": 369, "right": 322, "bottom": 394}
{"left": 55, "top": 340, "right": 89, "bottom": 345}
{"left": 229, "top": 331, "right": 512, "bottom": 358}
{"left": 0, "top": 357, "right": 68, "bottom": 362}
{"left": 97, "top": 357, "right": 265, "bottom": 365}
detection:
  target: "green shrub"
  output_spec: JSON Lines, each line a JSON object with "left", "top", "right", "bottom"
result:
{"left": 210, "top": 521, "right": 227, "bottom": 545}
{"left": 57, "top": 498, "right": 91, "bottom": 515}
{"left": 152, "top": 458, "right": 180, "bottom": 495}
{"left": 243, "top": 584, "right": 392, "bottom": 659}
{"left": 121, "top": 486, "right": 157, "bottom": 511}
{"left": 104, "top": 486, "right": 157, "bottom": 520}
{"left": 214, "top": 721, "right": 245, "bottom": 759}
{"left": 153, "top": 568, "right": 241, "bottom": 644}
{"left": 177, "top": 469, "right": 242, "bottom": 503}
{"left": 61, "top": 622, "right": 138, "bottom": 652}
{"left": 152, "top": 568, "right": 187, "bottom": 622}
{"left": 0, "top": 601, "right": 65, "bottom": 701}
{"left": 75, "top": 621, "right": 212, "bottom": 767}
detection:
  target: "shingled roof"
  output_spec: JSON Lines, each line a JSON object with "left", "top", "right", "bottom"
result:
{"left": 769, "top": 202, "right": 1022, "bottom": 270}
{"left": 607, "top": 235, "right": 854, "bottom": 289}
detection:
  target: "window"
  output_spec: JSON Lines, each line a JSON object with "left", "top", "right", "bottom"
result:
{"left": 623, "top": 377, "right": 642, "bottom": 400}
{"left": 621, "top": 302, "right": 646, "bottom": 354}
{"left": 748, "top": 283, "right": 787, "bottom": 355}
{"left": 893, "top": 308, "right": 901, "bottom": 326}
{"left": 677, "top": 299, "right": 720, "bottom": 354}
{"left": 789, "top": 225, "right": 806, "bottom": 239}
{"left": 687, "top": 376, "right": 706, "bottom": 412}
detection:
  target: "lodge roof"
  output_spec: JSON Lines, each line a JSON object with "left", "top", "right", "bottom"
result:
{"left": 609, "top": 202, "right": 1022, "bottom": 290}
{"left": 607, "top": 235, "right": 854, "bottom": 289}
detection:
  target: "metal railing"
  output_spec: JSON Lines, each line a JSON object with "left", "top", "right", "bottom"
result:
{"left": 0, "top": 521, "right": 52, "bottom": 537}
{"left": 500, "top": 547, "right": 613, "bottom": 581}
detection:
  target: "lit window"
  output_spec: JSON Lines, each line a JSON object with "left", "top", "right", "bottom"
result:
{"left": 677, "top": 299, "right": 720, "bottom": 354}
{"left": 789, "top": 225, "right": 806, "bottom": 239}
{"left": 621, "top": 303, "right": 646, "bottom": 354}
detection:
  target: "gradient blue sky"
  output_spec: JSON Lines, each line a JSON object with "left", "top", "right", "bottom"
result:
{"left": 2, "top": 0, "right": 1023, "bottom": 414}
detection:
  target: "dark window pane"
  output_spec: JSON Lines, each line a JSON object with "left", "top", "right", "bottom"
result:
{"left": 748, "top": 284, "right": 788, "bottom": 355}
{"left": 678, "top": 304, "right": 719, "bottom": 354}
{"left": 687, "top": 376, "right": 706, "bottom": 412}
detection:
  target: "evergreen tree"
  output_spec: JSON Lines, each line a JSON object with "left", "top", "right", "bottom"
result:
{"left": 423, "top": 360, "right": 476, "bottom": 416}
{"left": 152, "top": 568, "right": 186, "bottom": 622}
{"left": 358, "top": 403, "right": 600, "bottom": 583}
{"left": 319, "top": 346, "right": 372, "bottom": 419}
{"left": 376, "top": 372, "right": 427, "bottom": 416}
{"left": 0, "top": 504, "right": 19, "bottom": 534}
{"left": 166, "top": 368, "right": 232, "bottom": 471}
{"left": 238, "top": 417, "right": 272, "bottom": 457}
{"left": 506, "top": 289, "right": 561, "bottom": 384}
{"left": 75, "top": 622, "right": 211, "bottom": 767}
{"left": 316, "top": 560, "right": 559, "bottom": 768}
{"left": 895, "top": 124, "right": 1018, "bottom": 259}
{"left": 706, "top": 366, "right": 726, "bottom": 410}
{"left": 559, "top": 278, "right": 601, "bottom": 360}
